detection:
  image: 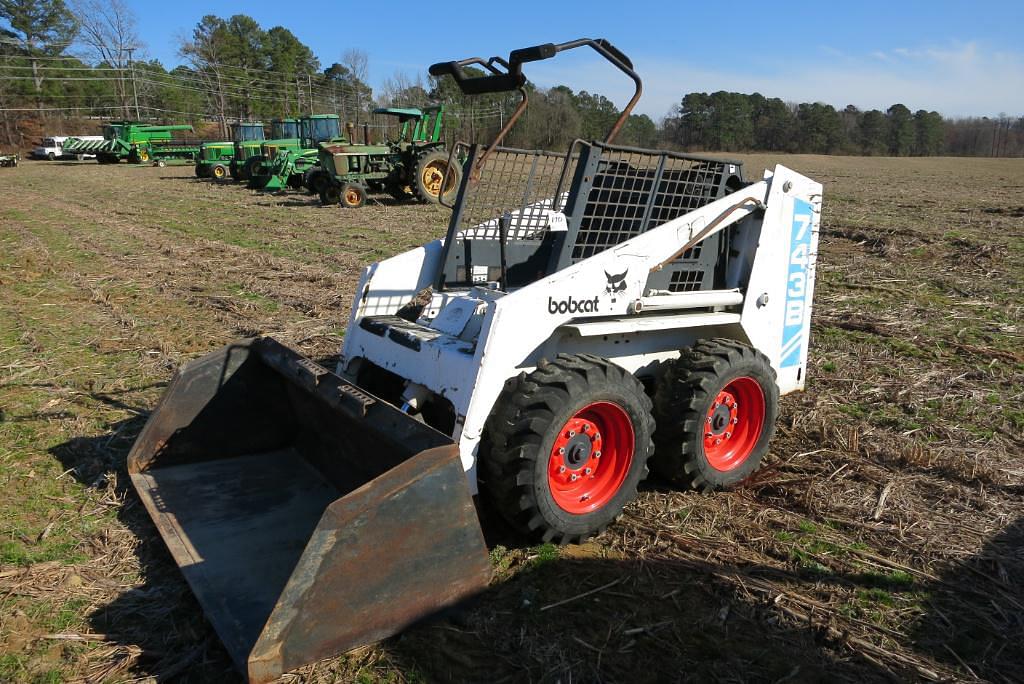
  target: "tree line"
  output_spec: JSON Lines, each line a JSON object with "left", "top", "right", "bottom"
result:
{"left": 661, "top": 91, "right": 1024, "bottom": 157}
{"left": 1, "top": 0, "right": 1021, "bottom": 157}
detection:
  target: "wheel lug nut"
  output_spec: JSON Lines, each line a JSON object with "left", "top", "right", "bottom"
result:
{"left": 582, "top": 424, "right": 589, "bottom": 432}
{"left": 594, "top": 451, "right": 602, "bottom": 458}
{"left": 731, "top": 418, "right": 739, "bottom": 424}
{"left": 585, "top": 467, "right": 592, "bottom": 474}
{"left": 594, "top": 433, "right": 600, "bottom": 440}
{"left": 558, "top": 447, "right": 565, "bottom": 455}
{"left": 559, "top": 465, "right": 566, "bottom": 473}
{"left": 706, "top": 417, "right": 713, "bottom": 424}
{"left": 713, "top": 402, "right": 720, "bottom": 408}
{"left": 570, "top": 474, "right": 578, "bottom": 481}
{"left": 725, "top": 432, "right": 732, "bottom": 439}
{"left": 568, "top": 430, "right": 576, "bottom": 437}
{"left": 714, "top": 438, "right": 722, "bottom": 445}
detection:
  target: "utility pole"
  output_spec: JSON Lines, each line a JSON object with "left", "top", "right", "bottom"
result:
{"left": 127, "top": 47, "right": 140, "bottom": 120}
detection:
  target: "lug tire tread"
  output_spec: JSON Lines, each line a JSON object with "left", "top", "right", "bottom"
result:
{"left": 651, "top": 338, "right": 779, "bottom": 492}
{"left": 481, "top": 354, "right": 653, "bottom": 544}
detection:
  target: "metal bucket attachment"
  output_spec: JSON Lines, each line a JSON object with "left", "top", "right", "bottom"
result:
{"left": 127, "top": 337, "right": 491, "bottom": 683}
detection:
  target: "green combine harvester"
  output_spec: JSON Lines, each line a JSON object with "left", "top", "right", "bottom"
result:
{"left": 232, "top": 118, "right": 299, "bottom": 181}
{"left": 195, "top": 122, "right": 265, "bottom": 180}
{"left": 63, "top": 121, "right": 198, "bottom": 164}
{"left": 310, "top": 105, "right": 458, "bottom": 208}
{"left": 247, "top": 114, "right": 341, "bottom": 190}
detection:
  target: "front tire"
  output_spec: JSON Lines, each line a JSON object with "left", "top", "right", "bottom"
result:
{"left": 211, "top": 163, "right": 228, "bottom": 180}
{"left": 340, "top": 182, "right": 366, "bottom": 208}
{"left": 651, "top": 339, "right": 779, "bottom": 491}
{"left": 481, "top": 354, "right": 654, "bottom": 543}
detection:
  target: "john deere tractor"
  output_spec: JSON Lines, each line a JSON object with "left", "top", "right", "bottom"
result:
{"left": 247, "top": 115, "right": 341, "bottom": 190}
{"left": 231, "top": 118, "right": 299, "bottom": 181}
{"left": 195, "top": 122, "right": 265, "bottom": 180}
{"left": 311, "top": 105, "right": 458, "bottom": 208}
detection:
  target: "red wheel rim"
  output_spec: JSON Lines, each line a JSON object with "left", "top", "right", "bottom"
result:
{"left": 547, "top": 401, "right": 634, "bottom": 514}
{"left": 703, "top": 376, "right": 766, "bottom": 472}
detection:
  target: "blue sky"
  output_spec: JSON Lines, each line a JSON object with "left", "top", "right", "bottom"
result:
{"left": 125, "top": 0, "right": 1024, "bottom": 119}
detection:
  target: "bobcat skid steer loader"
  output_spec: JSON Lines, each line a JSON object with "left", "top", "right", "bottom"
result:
{"left": 128, "top": 38, "right": 821, "bottom": 683}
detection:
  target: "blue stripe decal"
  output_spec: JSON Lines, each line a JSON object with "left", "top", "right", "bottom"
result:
{"left": 781, "top": 198, "right": 813, "bottom": 368}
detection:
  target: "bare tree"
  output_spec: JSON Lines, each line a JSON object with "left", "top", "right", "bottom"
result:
{"left": 341, "top": 48, "right": 368, "bottom": 119}
{"left": 180, "top": 16, "right": 229, "bottom": 135}
{"left": 71, "top": 0, "right": 140, "bottom": 118}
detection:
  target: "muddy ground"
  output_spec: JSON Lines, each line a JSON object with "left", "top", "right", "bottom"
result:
{"left": 1, "top": 155, "right": 1022, "bottom": 683}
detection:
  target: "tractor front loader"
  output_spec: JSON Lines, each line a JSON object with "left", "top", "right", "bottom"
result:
{"left": 131, "top": 38, "right": 822, "bottom": 682}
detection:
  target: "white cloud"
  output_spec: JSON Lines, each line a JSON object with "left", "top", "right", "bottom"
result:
{"left": 525, "top": 41, "right": 1024, "bottom": 120}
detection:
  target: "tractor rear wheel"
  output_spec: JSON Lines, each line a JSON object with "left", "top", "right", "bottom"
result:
{"left": 241, "top": 157, "right": 261, "bottom": 181}
{"left": 412, "top": 150, "right": 460, "bottom": 204}
{"left": 651, "top": 339, "right": 778, "bottom": 491}
{"left": 211, "top": 163, "right": 228, "bottom": 180}
{"left": 340, "top": 183, "right": 366, "bottom": 209}
{"left": 481, "top": 354, "right": 654, "bottom": 544}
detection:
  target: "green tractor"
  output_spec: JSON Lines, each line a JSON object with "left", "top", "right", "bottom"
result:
{"left": 231, "top": 118, "right": 299, "bottom": 181}
{"left": 64, "top": 121, "right": 197, "bottom": 164}
{"left": 195, "top": 122, "right": 265, "bottom": 180}
{"left": 311, "top": 105, "right": 458, "bottom": 208}
{"left": 247, "top": 115, "right": 341, "bottom": 190}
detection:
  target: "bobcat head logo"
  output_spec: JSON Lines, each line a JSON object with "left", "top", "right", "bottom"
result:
{"left": 604, "top": 268, "right": 628, "bottom": 294}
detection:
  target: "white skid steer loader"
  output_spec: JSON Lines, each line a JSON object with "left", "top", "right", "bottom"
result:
{"left": 128, "top": 38, "right": 821, "bottom": 682}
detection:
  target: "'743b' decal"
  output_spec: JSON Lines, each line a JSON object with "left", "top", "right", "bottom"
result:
{"left": 781, "top": 198, "right": 814, "bottom": 368}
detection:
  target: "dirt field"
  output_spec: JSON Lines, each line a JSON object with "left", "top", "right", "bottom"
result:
{"left": 1, "top": 155, "right": 1022, "bottom": 683}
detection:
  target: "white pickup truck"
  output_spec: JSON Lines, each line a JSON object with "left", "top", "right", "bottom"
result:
{"left": 31, "top": 135, "right": 104, "bottom": 160}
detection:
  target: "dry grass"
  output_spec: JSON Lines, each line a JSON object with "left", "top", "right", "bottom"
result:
{"left": 1, "top": 155, "right": 1022, "bottom": 683}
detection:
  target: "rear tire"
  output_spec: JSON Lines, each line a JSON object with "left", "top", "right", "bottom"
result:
{"left": 651, "top": 339, "right": 779, "bottom": 491}
{"left": 241, "top": 156, "right": 261, "bottom": 181}
{"left": 481, "top": 354, "right": 654, "bottom": 544}
{"left": 412, "top": 149, "right": 460, "bottom": 204}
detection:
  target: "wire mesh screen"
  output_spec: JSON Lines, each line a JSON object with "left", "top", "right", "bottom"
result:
{"left": 668, "top": 269, "right": 704, "bottom": 292}
{"left": 571, "top": 149, "right": 730, "bottom": 262}
{"left": 455, "top": 147, "right": 576, "bottom": 241}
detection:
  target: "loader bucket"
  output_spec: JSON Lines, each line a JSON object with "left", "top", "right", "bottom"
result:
{"left": 127, "top": 337, "right": 491, "bottom": 683}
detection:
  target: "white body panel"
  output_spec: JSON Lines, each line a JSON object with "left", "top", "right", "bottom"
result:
{"left": 340, "top": 165, "right": 822, "bottom": 494}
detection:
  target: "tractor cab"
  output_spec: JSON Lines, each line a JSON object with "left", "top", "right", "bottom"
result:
{"left": 233, "top": 121, "right": 266, "bottom": 142}
{"left": 270, "top": 118, "right": 300, "bottom": 140}
{"left": 301, "top": 115, "right": 341, "bottom": 148}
